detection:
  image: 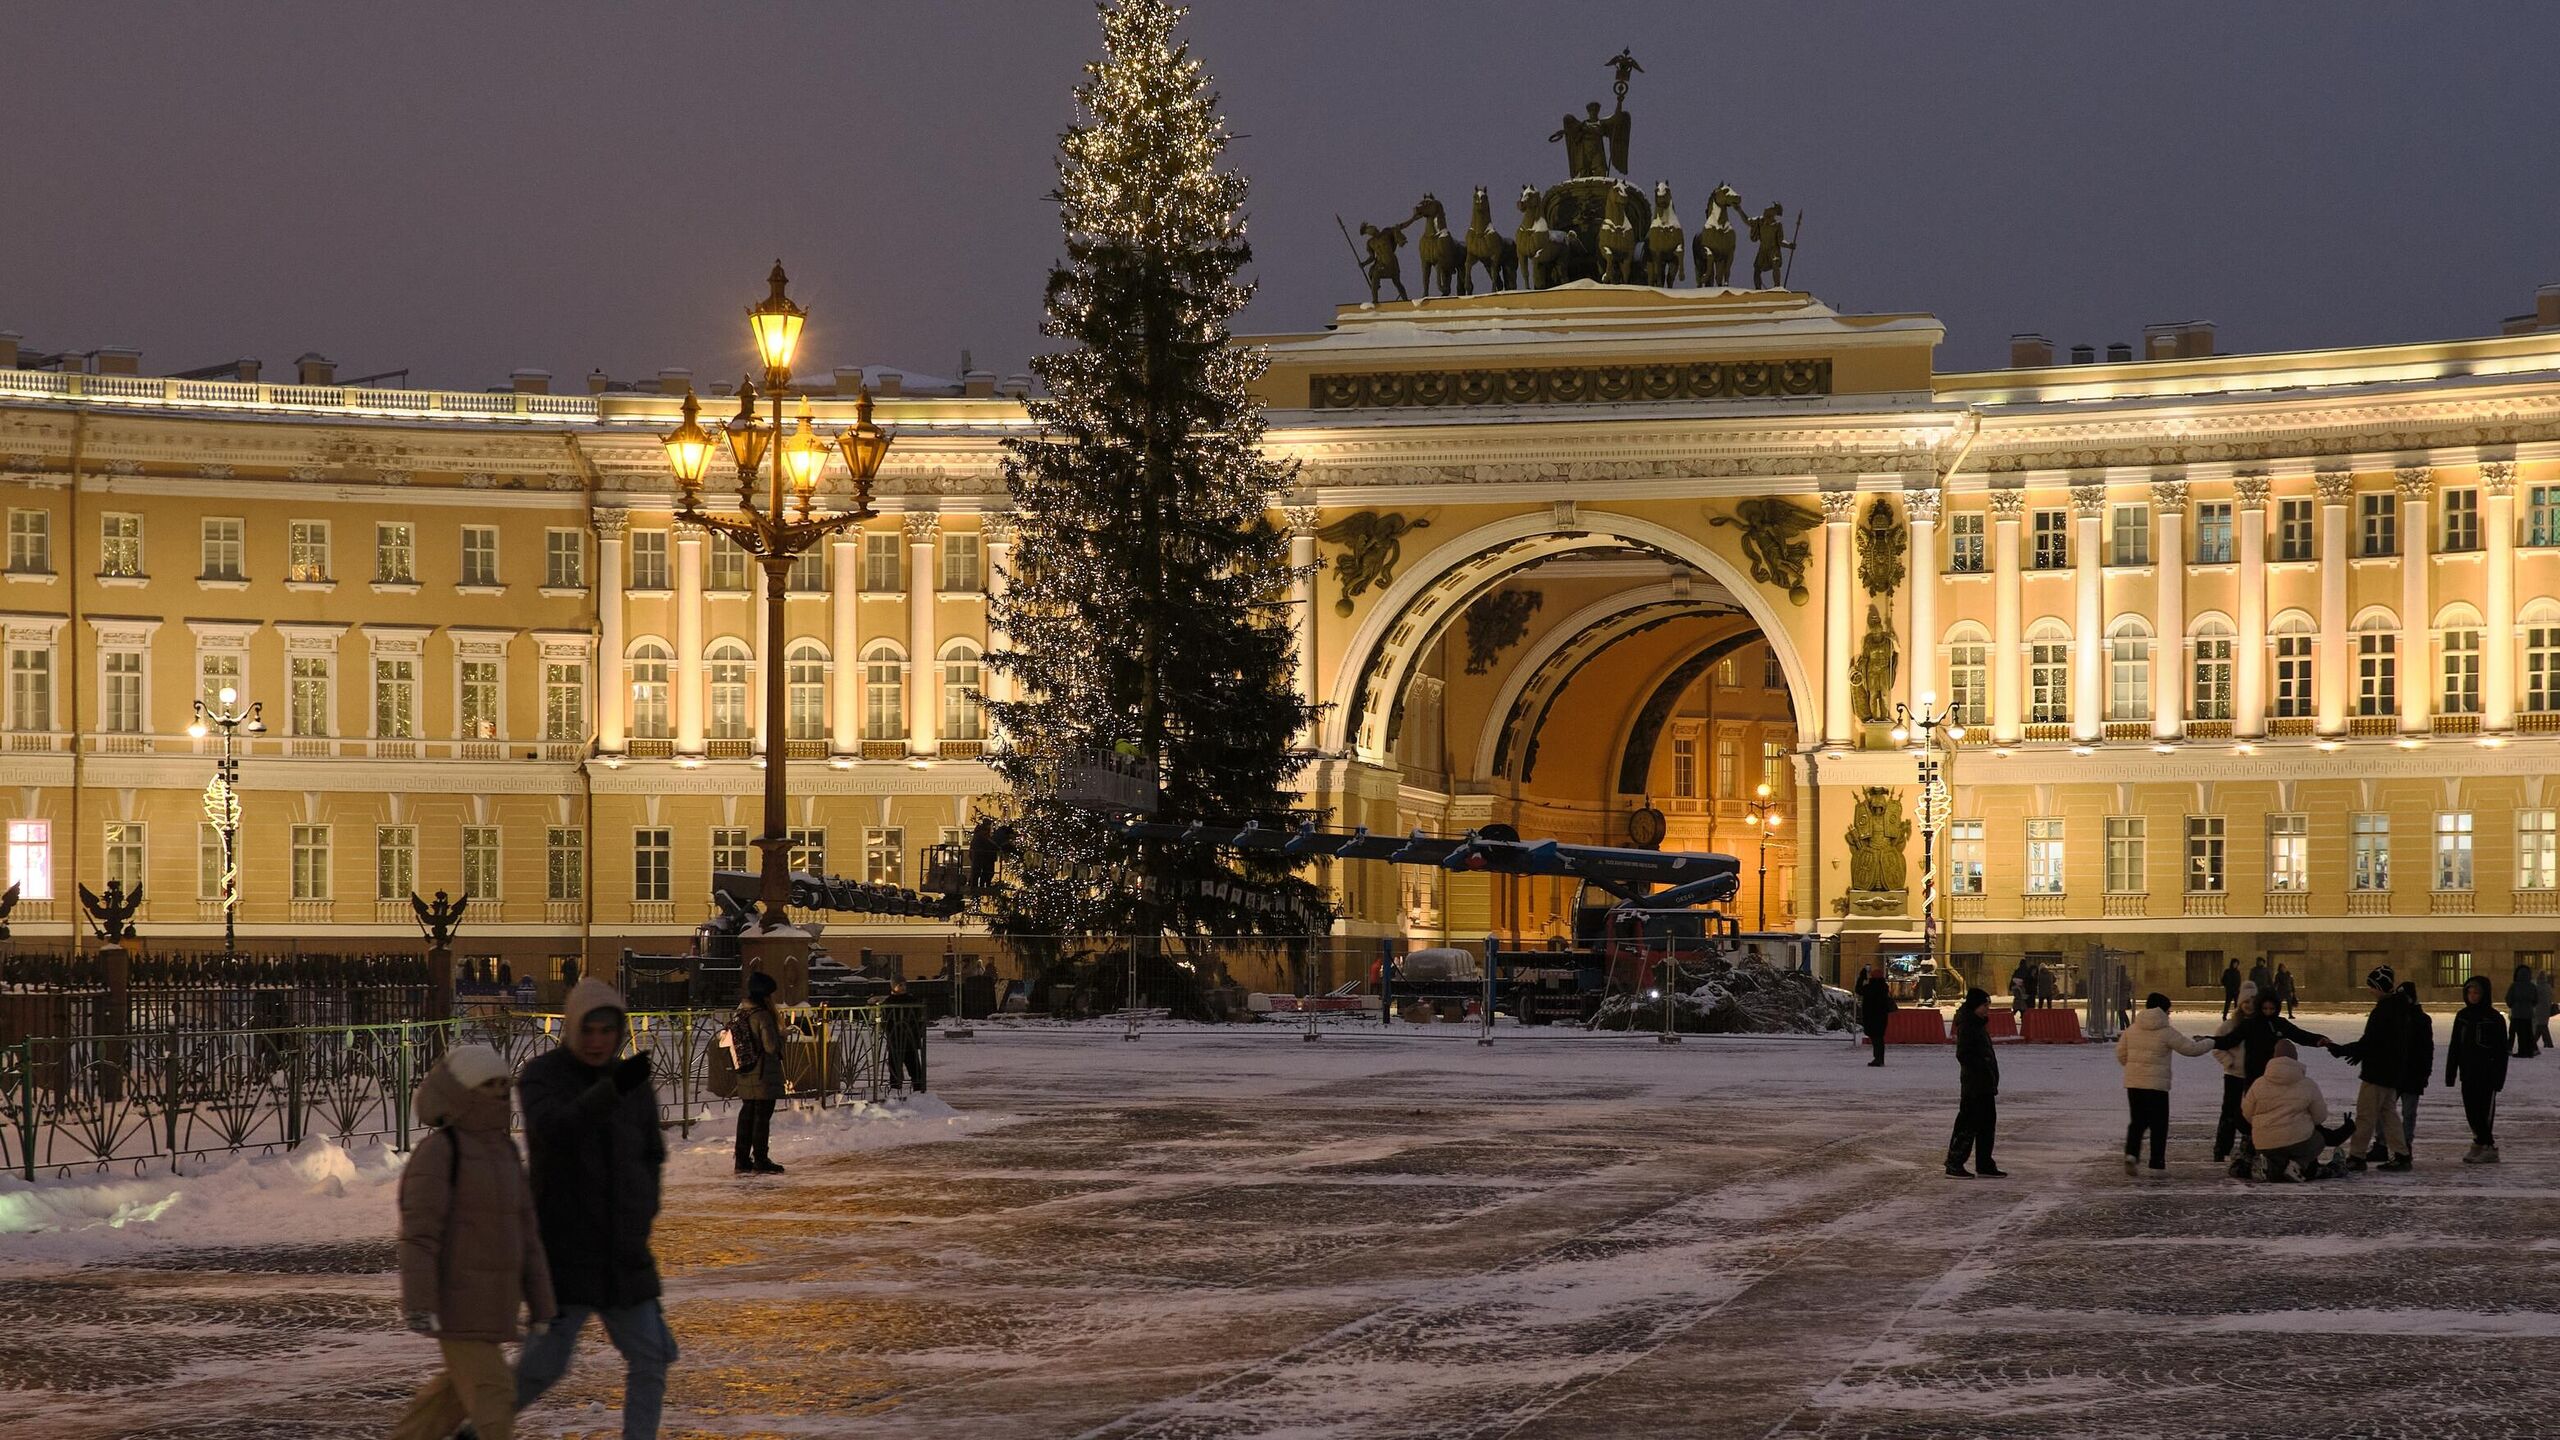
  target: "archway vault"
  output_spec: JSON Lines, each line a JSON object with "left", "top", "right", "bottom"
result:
{"left": 1486, "top": 597, "right": 1746, "bottom": 784}
{"left": 1327, "top": 509, "right": 1816, "bottom": 762}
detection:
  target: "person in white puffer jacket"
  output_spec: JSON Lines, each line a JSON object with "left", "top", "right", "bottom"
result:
{"left": 2113, "top": 992, "right": 2216, "bottom": 1173}
{"left": 2241, "top": 1040, "right": 2351, "bottom": 1181}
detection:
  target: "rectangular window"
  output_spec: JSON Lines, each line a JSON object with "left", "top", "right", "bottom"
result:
{"left": 199, "top": 823, "right": 225, "bottom": 901}
{"left": 375, "top": 824, "right": 417, "bottom": 901}
{"left": 2186, "top": 815, "right": 2226, "bottom": 893}
{"left": 2104, "top": 817, "right": 2145, "bottom": 894}
{"left": 100, "top": 649, "right": 143, "bottom": 734}
{"left": 460, "top": 526, "right": 499, "bottom": 587}
{"left": 788, "top": 827, "right": 826, "bottom": 876}
{"left": 863, "top": 531, "right": 902, "bottom": 592}
{"left": 99, "top": 512, "right": 142, "bottom": 578}
{"left": 786, "top": 546, "right": 825, "bottom": 593}
{"left": 375, "top": 522, "right": 415, "bottom": 583}
{"left": 543, "top": 661, "right": 585, "bottom": 742}
{"left": 290, "top": 655, "right": 332, "bottom": 736}
{"left": 1671, "top": 736, "right": 1697, "bottom": 798}
{"left": 290, "top": 824, "right": 330, "bottom": 901}
{"left": 711, "top": 827, "right": 750, "bottom": 876}
{"left": 2025, "top": 817, "right": 2065, "bottom": 895}
{"left": 6, "top": 509, "right": 51, "bottom": 575}
{"left": 2441, "top": 487, "right": 2479, "bottom": 552}
{"left": 462, "top": 825, "right": 500, "bottom": 900}
{"left": 1947, "top": 512, "right": 1985, "bottom": 573}
{"left": 633, "top": 828, "right": 671, "bottom": 903}
{"left": 2520, "top": 810, "right": 2557, "bottom": 892}
{"left": 864, "top": 827, "right": 903, "bottom": 886}
{"left": 2436, "top": 950, "right": 2474, "bottom": 988}
{"left": 373, "top": 657, "right": 417, "bottom": 739}
{"left": 2359, "top": 492, "right": 2397, "bottom": 556}
{"left": 1947, "top": 819, "right": 1984, "bottom": 895}
{"left": 2029, "top": 639, "right": 2069, "bottom": 723}
{"left": 2276, "top": 498, "right": 2314, "bottom": 561}
{"left": 459, "top": 660, "right": 501, "bottom": 739}
{"left": 287, "top": 520, "right": 329, "bottom": 582}
{"left": 2191, "top": 635, "right": 2232, "bottom": 721}
{"left": 2030, "top": 509, "right": 2069, "bottom": 569}
{"left": 1761, "top": 739, "right": 1787, "bottom": 792}
{"left": 707, "top": 532, "right": 748, "bottom": 591}
{"left": 545, "top": 529, "right": 585, "bottom": 589}
{"left": 2268, "top": 813, "right": 2308, "bottom": 893}
{"left": 629, "top": 530, "right": 669, "bottom": 590}
{"left": 5, "top": 818, "right": 50, "bottom": 901}
{"left": 2531, "top": 486, "right": 2560, "bottom": 548}
{"left": 1762, "top": 650, "right": 1785, "bottom": 691}
{"left": 8, "top": 646, "right": 50, "bottom": 732}
{"left": 2441, "top": 630, "right": 2481, "bottom": 715}
{"left": 2529, "top": 626, "right": 2560, "bottom": 714}
{"left": 199, "top": 651, "right": 242, "bottom": 712}
{"left": 2108, "top": 630, "right": 2150, "bottom": 721}
{"left": 2356, "top": 632, "right": 2396, "bottom": 717}
{"left": 2273, "top": 631, "right": 2315, "bottom": 718}
{"left": 2434, "top": 811, "right": 2474, "bottom": 892}
{"left": 200, "top": 517, "right": 245, "bottom": 580}
{"left": 546, "top": 827, "right": 584, "bottom": 902}
{"left": 2350, "top": 812, "right": 2390, "bottom": 892}
{"left": 2193, "top": 501, "right": 2233, "bottom": 563}
{"left": 941, "top": 532, "right": 983, "bottom": 592}
{"left": 1713, "top": 738, "right": 1738, "bottom": 797}
{"left": 2185, "top": 950, "right": 2227, "bottom": 989}
{"left": 1947, "top": 643, "right": 1988, "bottom": 726}
{"left": 2109, "top": 504, "right": 2149, "bottom": 565}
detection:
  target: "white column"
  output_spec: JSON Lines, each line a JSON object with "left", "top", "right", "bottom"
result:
{"left": 905, "top": 511, "right": 939, "bottom": 757}
{"left": 830, "top": 534, "right": 860, "bottom": 754}
{"left": 594, "top": 508, "right": 627, "bottom": 753}
{"left": 1905, "top": 488, "right": 1939, "bottom": 710}
{"left": 984, "top": 515, "right": 1017, "bottom": 722}
{"left": 1990, "top": 487, "right": 2024, "bottom": 742}
{"left": 2316, "top": 471, "right": 2351, "bottom": 734}
{"left": 1287, "top": 506, "right": 1320, "bottom": 745}
{"left": 2398, "top": 466, "right": 2432, "bottom": 735}
{"left": 673, "top": 519, "right": 706, "bottom": 755}
{"left": 2485, "top": 460, "right": 2518, "bottom": 731}
{"left": 2071, "top": 483, "right": 2105, "bottom": 742}
{"left": 2233, "top": 474, "right": 2269, "bottom": 738}
{"left": 2152, "top": 479, "right": 2187, "bottom": 739}
{"left": 1820, "top": 489, "right": 1856, "bottom": 744}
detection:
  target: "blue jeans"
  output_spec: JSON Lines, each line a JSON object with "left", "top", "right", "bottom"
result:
{"left": 515, "top": 1299, "right": 677, "bottom": 1440}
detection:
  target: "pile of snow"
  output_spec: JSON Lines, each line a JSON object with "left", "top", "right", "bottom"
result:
{"left": 1587, "top": 959, "right": 1856, "bottom": 1036}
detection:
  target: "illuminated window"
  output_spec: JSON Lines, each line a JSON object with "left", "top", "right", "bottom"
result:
{"left": 462, "top": 826, "right": 501, "bottom": 900}
{"left": 2109, "top": 504, "right": 2148, "bottom": 564}
{"left": 707, "top": 641, "right": 749, "bottom": 739}
{"left": 2107, "top": 620, "right": 2150, "bottom": 722}
{"left": 712, "top": 827, "right": 750, "bottom": 876}
{"left": 2354, "top": 623, "right": 2396, "bottom": 717}
{"left": 1946, "top": 819, "right": 1984, "bottom": 895}
{"left": 2191, "top": 623, "right": 2233, "bottom": 721}
{"left": 2030, "top": 509, "right": 2069, "bottom": 570}
{"left": 6, "top": 819, "right": 51, "bottom": 901}
{"left": 2268, "top": 814, "right": 2307, "bottom": 893}
{"left": 288, "top": 521, "right": 329, "bottom": 582}
{"left": 103, "top": 822, "right": 143, "bottom": 892}
{"left": 2434, "top": 812, "right": 2474, "bottom": 892}
{"left": 941, "top": 532, "right": 983, "bottom": 592}
{"left": 629, "top": 643, "right": 670, "bottom": 740}
{"left": 863, "top": 828, "right": 903, "bottom": 886}
{"left": 546, "top": 827, "right": 583, "bottom": 903}
{"left": 2105, "top": 817, "right": 2145, "bottom": 894}
{"left": 2186, "top": 816, "right": 2225, "bottom": 893}
{"left": 2520, "top": 811, "right": 2557, "bottom": 892}
{"left": 543, "top": 662, "right": 585, "bottom": 742}
{"left": 374, "top": 522, "right": 414, "bottom": 583}
{"left": 2025, "top": 817, "right": 2065, "bottom": 895}
{"left": 99, "top": 513, "right": 142, "bottom": 578}
{"left": 863, "top": 643, "right": 906, "bottom": 741}
{"left": 2271, "top": 617, "right": 2314, "bottom": 719}
{"left": 787, "top": 644, "right": 827, "bottom": 740}
{"left": 1947, "top": 513, "right": 1985, "bottom": 573}
{"left": 2350, "top": 813, "right": 2389, "bottom": 892}
{"left": 940, "top": 644, "right": 985, "bottom": 741}
{"left": 373, "top": 657, "right": 416, "bottom": 739}
{"left": 460, "top": 660, "right": 501, "bottom": 740}
{"left": 7, "top": 646, "right": 51, "bottom": 732}
{"left": 376, "top": 824, "right": 417, "bottom": 901}
{"left": 290, "top": 825, "right": 330, "bottom": 901}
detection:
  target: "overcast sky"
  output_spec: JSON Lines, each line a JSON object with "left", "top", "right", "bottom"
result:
{"left": 7, "top": 2, "right": 2557, "bottom": 389}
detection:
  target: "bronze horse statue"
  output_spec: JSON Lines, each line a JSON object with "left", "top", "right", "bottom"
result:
{"left": 1464, "top": 185, "right": 1518, "bottom": 292}
{"left": 1515, "top": 184, "right": 1580, "bottom": 290}
{"left": 1411, "top": 193, "right": 1465, "bottom": 297}
{"left": 1692, "top": 182, "right": 1742, "bottom": 287}
{"left": 1596, "top": 184, "right": 1638, "bottom": 283}
{"left": 1645, "top": 180, "right": 1685, "bottom": 287}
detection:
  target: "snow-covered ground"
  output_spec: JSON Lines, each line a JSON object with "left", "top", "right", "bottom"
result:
{"left": 1, "top": 1019, "right": 2551, "bottom": 1438}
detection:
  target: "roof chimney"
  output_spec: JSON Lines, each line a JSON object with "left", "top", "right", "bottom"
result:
{"left": 2540, "top": 283, "right": 2560, "bottom": 331}
{"left": 296, "top": 352, "right": 336, "bottom": 386}
{"left": 235, "top": 357, "right": 261, "bottom": 384}
{"left": 962, "top": 369, "right": 996, "bottom": 399}
{"left": 586, "top": 369, "right": 611, "bottom": 395}
{"left": 999, "top": 373, "right": 1034, "bottom": 399}
{"left": 0, "top": 332, "right": 18, "bottom": 370}
{"left": 656, "top": 367, "right": 692, "bottom": 396}
{"left": 2008, "top": 333, "right": 2053, "bottom": 368}
{"left": 2143, "top": 324, "right": 2180, "bottom": 361}
{"left": 872, "top": 369, "right": 903, "bottom": 398}
{"left": 2069, "top": 344, "right": 2095, "bottom": 365}
{"left": 93, "top": 346, "right": 140, "bottom": 376}
{"left": 832, "top": 366, "right": 864, "bottom": 395}
{"left": 511, "top": 368, "right": 551, "bottom": 395}
{"left": 2105, "top": 341, "right": 2134, "bottom": 363}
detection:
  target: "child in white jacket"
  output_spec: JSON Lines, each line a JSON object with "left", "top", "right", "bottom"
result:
{"left": 2114, "top": 993, "right": 2215, "bottom": 1173}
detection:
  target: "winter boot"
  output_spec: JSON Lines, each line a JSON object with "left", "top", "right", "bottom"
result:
{"left": 1975, "top": 1165, "right": 2010, "bottom": 1179}
{"left": 2462, "top": 1144, "right": 2485, "bottom": 1164}
{"left": 2122, "top": 1153, "right": 2139, "bottom": 1177}
{"left": 2364, "top": 1143, "right": 2390, "bottom": 1163}
{"left": 2343, "top": 1153, "right": 2368, "bottom": 1171}
{"left": 2379, "top": 1154, "right": 2412, "bottom": 1172}
{"left": 1944, "top": 1164, "right": 1973, "bottom": 1178}
{"left": 2480, "top": 1145, "right": 2501, "bottom": 1164}
{"left": 754, "top": 1159, "right": 787, "bottom": 1175}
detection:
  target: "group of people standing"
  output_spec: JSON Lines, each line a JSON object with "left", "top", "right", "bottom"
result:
{"left": 2218, "top": 957, "right": 2301, "bottom": 1019}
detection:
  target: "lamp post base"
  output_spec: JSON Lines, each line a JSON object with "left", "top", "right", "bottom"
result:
{"left": 739, "top": 925, "right": 814, "bottom": 1006}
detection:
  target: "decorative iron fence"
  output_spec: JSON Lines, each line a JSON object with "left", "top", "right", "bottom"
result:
{"left": 0, "top": 950, "right": 440, "bottom": 1046}
{"left": 2, "top": 1002, "right": 924, "bottom": 1179}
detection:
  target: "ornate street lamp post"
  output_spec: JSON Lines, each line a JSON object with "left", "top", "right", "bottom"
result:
{"left": 1890, "top": 693, "right": 1965, "bottom": 985}
{"left": 1741, "top": 782, "right": 1782, "bottom": 930}
{"left": 188, "top": 686, "right": 263, "bottom": 958}
{"left": 661, "top": 263, "right": 893, "bottom": 943}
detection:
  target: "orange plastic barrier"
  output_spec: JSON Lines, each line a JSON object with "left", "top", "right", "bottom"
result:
{"left": 1984, "top": 1009, "right": 2018, "bottom": 1039}
{"left": 1882, "top": 1008, "right": 1950, "bottom": 1045}
{"left": 2021, "top": 1007, "right": 2086, "bottom": 1043}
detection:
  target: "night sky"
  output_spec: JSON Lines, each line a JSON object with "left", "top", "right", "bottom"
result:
{"left": 7, "top": 2, "right": 2556, "bottom": 389}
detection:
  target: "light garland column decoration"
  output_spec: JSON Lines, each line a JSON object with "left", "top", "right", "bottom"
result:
{"left": 188, "top": 686, "right": 264, "bottom": 957}
{"left": 1890, "top": 694, "right": 1964, "bottom": 976}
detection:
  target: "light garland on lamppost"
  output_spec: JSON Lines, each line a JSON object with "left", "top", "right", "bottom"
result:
{"left": 188, "top": 686, "right": 263, "bottom": 959}
{"left": 660, "top": 262, "right": 893, "bottom": 934}
{"left": 1889, "top": 693, "right": 1965, "bottom": 982}
{"left": 1741, "top": 782, "right": 1783, "bottom": 931}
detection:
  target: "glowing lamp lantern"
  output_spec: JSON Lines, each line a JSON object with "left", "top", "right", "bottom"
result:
{"left": 724, "top": 380, "right": 771, "bottom": 477}
{"left": 660, "top": 389, "right": 717, "bottom": 503}
{"left": 747, "top": 261, "right": 806, "bottom": 383}
{"left": 834, "top": 386, "right": 893, "bottom": 507}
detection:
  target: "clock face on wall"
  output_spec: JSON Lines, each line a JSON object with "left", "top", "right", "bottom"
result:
{"left": 1627, "top": 806, "right": 1667, "bottom": 849}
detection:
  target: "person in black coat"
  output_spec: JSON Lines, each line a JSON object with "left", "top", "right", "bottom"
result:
{"left": 1856, "top": 966, "right": 1896, "bottom": 1067}
{"left": 2447, "top": 975, "right": 2510, "bottom": 1163}
{"left": 885, "top": 978, "right": 929, "bottom": 1094}
{"left": 1945, "top": 988, "right": 2005, "bottom": 1178}
{"left": 2220, "top": 959, "right": 2243, "bottom": 1020}
{"left": 2207, "top": 989, "right": 2330, "bottom": 1166}
{"left": 514, "top": 978, "right": 678, "bottom": 1437}
{"left": 2329, "top": 966, "right": 2415, "bottom": 1171}
{"left": 2374, "top": 980, "right": 2433, "bottom": 1161}
{"left": 2508, "top": 963, "right": 2540, "bottom": 1059}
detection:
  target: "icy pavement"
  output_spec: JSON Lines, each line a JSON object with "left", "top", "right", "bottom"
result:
{"left": 4, "top": 1018, "right": 2557, "bottom": 1438}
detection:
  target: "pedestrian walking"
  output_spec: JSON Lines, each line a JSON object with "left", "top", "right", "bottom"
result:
{"left": 2220, "top": 959, "right": 2242, "bottom": 1020}
{"left": 2208, "top": 985, "right": 2330, "bottom": 1171}
{"left": 2447, "top": 975, "right": 2510, "bottom": 1164}
{"left": 2241, "top": 1040, "right": 2349, "bottom": 1182}
{"left": 2248, "top": 956, "right": 2272, "bottom": 995}
{"left": 1945, "top": 988, "right": 2005, "bottom": 1178}
{"left": 2009, "top": 962, "right": 2031, "bottom": 1017}
{"left": 2113, "top": 993, "right": 2214, "bottom": 1173}
{"left": 1856, "top": 965, "right": 1896, "bottom": 1067}
{"left": 2537, "top": 970, "right": 2555, "bottom": 1051}
{"left": 2275, "top": 963, "right": 2298, "bottom": 1019}
{"left": 885, "top": 977, "right": 929, "bottom": 1094}
{"left": 2328, "top": 966, "right": 2415, "bottom": 1172}
{"left": 728, "top": 970, "right": 788, "bottom": 1175}
{"left": 2508, "top": 963, "right": 2540, "bottom": 1059}
{"left": 390, "top": 1045, "right": 556, "bottom": 1440}
{"left": 514, "top": 979, "right": 678, "bottom": 1440}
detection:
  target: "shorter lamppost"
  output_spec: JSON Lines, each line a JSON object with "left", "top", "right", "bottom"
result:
{"left": 189, "top": 686, "right": 263, "bottom": 958}
{"left": 1890, "top": 693, "right": 1964, "bottom": 984}
{"left": 1742, "top": 783, "right": 1783, "bottom": 930}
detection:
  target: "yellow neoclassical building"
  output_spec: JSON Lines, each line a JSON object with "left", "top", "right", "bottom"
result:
{"left": 5, "top": 279, "right": 2560, "bottom": 999}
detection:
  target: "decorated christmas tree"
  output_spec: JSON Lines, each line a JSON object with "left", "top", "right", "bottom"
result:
{"left": 986, "top": 0, "right": 1327, "bottom": 943}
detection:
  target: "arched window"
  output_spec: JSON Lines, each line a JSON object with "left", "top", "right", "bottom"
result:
{"left": 862, "top": 642, "right": 906, "bottom": 742}
{"left": 2191, "top": 618, "right": 2234, "bottom": 722}
{"left": 786, "top": 643, "right": 827, "bottom": 740}
{"left": 1944, "top": 623, "right": 1989, "bottom": 727}
{"left": 940, "top": 641, "right": 986, "bottom": 742}
{"left": 2353, "top": 610, "right": 2397, "bottom": 717}
{"left": 2027, "top": 621, "right": 2070, "bottom": 724}
{"left": 2270, "top": 612, "right": 2315, "bottom": 720}
{"left": 629, "top": 642, "right": 671, "bottom": 740}
{"left": 706, "top": 641, "right": 750, "bottom": 739}
{"left": 2107, "top": 618, "right": 2151, "bottom": 722}
{"left": 2525, "top": 602, "right": 2560, "bottom": 714}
